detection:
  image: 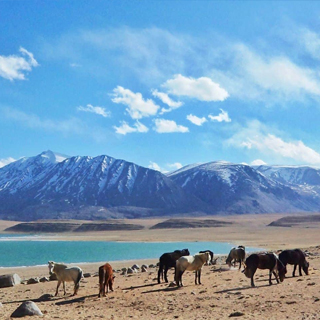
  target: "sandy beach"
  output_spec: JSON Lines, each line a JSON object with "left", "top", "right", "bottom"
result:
{"left": 0, "top": 213, "right": 319, "bottom": 319}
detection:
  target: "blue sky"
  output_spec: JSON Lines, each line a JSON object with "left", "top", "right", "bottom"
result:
{"left": 1, "top": 1, "right": 320, "bottom": 172}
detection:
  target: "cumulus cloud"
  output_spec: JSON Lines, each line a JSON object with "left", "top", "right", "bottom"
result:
{"left": 167, "top": 162, "right": 183, "bottom": 170}
{"left": 113, "top": 121, "right": 149, "bottom": 135}
{"left": 251, "top": 159, "right": 267, "bottom": 166}
{"left": 0, "top": 47, "right": 39, "bottom": 81}
{"left": 162, "top": 74, "right": 229, "bottom": 101}
{"left": 228, "top": 121, "right": 320, "bottom": 165}
{"left": 112, "top": 86, "right": 160, "bottom": 119}
{"left": 153, "top": 118, "right": 189, "bottom": 133}
{"left": 77, "top": 104, "right": 110, "bottom": 117}
{"left": 186, "top": 114, "right": 207, "bottom": 126}
{"left": 0, "top": 157, "right": 16, "bottom": 168}
{"left": 148, "top": 161, "right": 162, "bottom": 172}
{"left": 208, "top": 109, "right": 231, "bottom": 122}
{"left": 151, "top": 89, "right": 183, "bottom": 110}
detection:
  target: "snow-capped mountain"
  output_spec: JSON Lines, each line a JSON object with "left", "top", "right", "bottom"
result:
{"left": 168, "top": 161, "right": 319, "bottom": 214}
{"left": 0, "top": 151, "right": 205, "bottom": 220}
{"left": 1, "top": 151, "right": 320, "bottom": 221}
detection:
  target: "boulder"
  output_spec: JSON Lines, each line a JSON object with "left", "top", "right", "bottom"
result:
{"left": 83, "top": 273, "right": 91, "bottom": 278}
{"left": 27, "top": 278, "right": 39, "bottom": 285}
{"left": 11, "top": 301, "right": 43, "bottom": 317}
{"left": 141, "top": 265, "right": 148, "bottom": 272}
{"left": 127, "top": 267, "right": 134, "bottom": 274}
{"left": 0, "top": 274, "right": 21, "bottom": 288}
{"left": 131, "top": 264, "right": 140, "bottom": 270}
{"left": 39, "top": 277, "right": 49, "bottom": 283}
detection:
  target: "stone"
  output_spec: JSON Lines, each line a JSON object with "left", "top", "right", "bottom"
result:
{"left": 83, "top": 273, "right": 91, "bottom": 278}
{"left": 0, "top": 274, "right": 21, "bottom": 288}
{"left": 39, "top": 277, "right": 49, "bottom": 283}
{"left": 27, "top": 278, "right": 39, "bottom": 284}
{"left": 131, "top": 264, "right": 140, "bottom": 270}
{"left": 11, "top": 301, "right": 43, "bottom": 317}
{"left": 127, "top": 267, "right": 134, "bottom": 274}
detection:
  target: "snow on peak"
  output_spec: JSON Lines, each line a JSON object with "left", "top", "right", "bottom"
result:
{"left": 39, "top": 150, "right": 69, "bottom": 163}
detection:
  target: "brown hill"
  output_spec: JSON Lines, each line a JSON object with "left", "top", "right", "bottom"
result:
{"left": 150, "top": 218, "right": 232, "bottom": 229}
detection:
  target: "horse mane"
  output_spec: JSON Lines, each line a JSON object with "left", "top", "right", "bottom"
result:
{"left": 52, "top": 262, "right": 68, "bottom": 271}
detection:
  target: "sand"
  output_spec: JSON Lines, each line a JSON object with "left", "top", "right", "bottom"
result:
{"left": 0, "top": 213, "right": 319, "bottom": 319}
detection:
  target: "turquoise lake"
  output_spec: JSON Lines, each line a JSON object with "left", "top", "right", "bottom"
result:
{"left": 0, "top": 234, "right": 262, "bottom": 267}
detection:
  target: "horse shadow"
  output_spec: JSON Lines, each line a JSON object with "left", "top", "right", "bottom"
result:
{"left": 214, "top": 283, "right": 281, "bottom": 294}
{"left": 141, "top": 286, "right": 181, "bottom": 294}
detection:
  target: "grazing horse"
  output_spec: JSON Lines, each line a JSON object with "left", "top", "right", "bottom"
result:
{"left": 48, "top": 261, "right": 83, "bottom": 296}
{"left": 226, "top": 246, "right": 246, "bottom": 269}
{"left": 98, "top": 263, "right": 115, "bottom": 297}
{"left": 158, "top": 248, "right": 190, "bottom": 284}
{"left": 279, "top": 249, "right": 309, "bottom": 277}
{"left": 175, "top": 252, "right": 210, "bottom": 287}
{"left": 199, "top": 250, "right": 214, "bottom": 265}
{"left": 242, "top": 253, "right": 287, "bottom": 287}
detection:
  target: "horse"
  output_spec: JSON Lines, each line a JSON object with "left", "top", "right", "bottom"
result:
{"left": 226, "top": 246, "right": 246, "bottom": 269}
{"left": 242, "top": 253, "right": 287, "bottom": 287}
{"left": 48, "top": 261, "right": 83, "bottom": 296}
{"left": 175, "top": 252, "right": 210, "bottom": 287}
{"left": 157, "top": 248, "right": 190, "bottom": 284}
{"left": 199, "top": 250, "right": 214, "bottom": 265}
{"left": 279, "top": 249, "right": 309, "bottom": 277}
{"left": 98, "top": 263, "right": 115, "bottom": 297}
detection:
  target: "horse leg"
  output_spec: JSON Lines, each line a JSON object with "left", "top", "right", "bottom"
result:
{"left": 272, "top": 271, "right": 279, "bottom": 284}
{"left": 195, "top": 270, "right": 198, "bottom": 285}
{"left": 157, "top": 265, "right": 163, "bottom": 284}
{"left": 299, "top": 265, "right": 302, "bottom": 276}
{"left": 164, "top": 266, "right": 169, "bottom": 283}
{"left": 238, "top": 260, "right": 241, "bottom": 270}
{"left": 55, "top": 280, "right": 61, "bottom": 296}
{"left": 198, "top": 269, "right": 202, "bottom": 285}
{"left": 63, "top": 281, "right": 67, "bottom": 295}
{"left": 250, "top": 268, "right": 257, "bottom": 287}
{"left": 293, "top": 264, "right": 297, "bottom": 277}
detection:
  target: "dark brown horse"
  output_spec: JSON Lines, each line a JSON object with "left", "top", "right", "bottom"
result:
{"left": 279, "top": 249, "right": 309, "bottom": 277}
{"left": 243, "top": 253, "right": 287, "bottom": 287}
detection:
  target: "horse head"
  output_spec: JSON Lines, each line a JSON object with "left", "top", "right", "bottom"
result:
{"left": 277, "top": 260, "right": 287, "bottom": 282}
{"left": 48, "top": 261, "right": 55, "bottom": 275}
{"left": 182, "top": 249, "right": 190, "bottom": 256}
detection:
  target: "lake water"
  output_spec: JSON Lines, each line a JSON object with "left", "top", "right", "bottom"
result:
{"left": 0, "top": 234, "right": 262, "bottom": 268}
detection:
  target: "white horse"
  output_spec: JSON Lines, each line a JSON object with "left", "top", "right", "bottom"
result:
{"left": 48, "top": 261, "right": 83, "bottom": 296}
{"left": 175, "top": 252, "right": 210, "bottom": 287}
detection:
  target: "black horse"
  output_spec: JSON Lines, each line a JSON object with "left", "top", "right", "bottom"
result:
{"left": 157, "top": 248, "right": 190, "bottom": 284}
{"left": 279, "top": 249, "right": 309, "bottom": 277}
{"left": 243, "top": 252, "right": 287, "bottom": 287}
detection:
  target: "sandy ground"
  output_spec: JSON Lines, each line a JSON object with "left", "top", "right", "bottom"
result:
{"left": 0, "top": 213, "right": 319, "bottom": 319}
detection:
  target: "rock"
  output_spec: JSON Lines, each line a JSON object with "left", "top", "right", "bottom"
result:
{"left": 35, "top": 294, "right": 53, "bottom": 302}
{"left": 11, "top": 301, "right": 43, "bottom": 317}
{"left": 0, "top": 274, "right": 21, "bottom": 288}
{"left": 229, "top": 311, "right": 245, "bottom": 317}
{"left": 83, "top": 273, "right": 91, "bottom": 278}
{"left": 132, "top": 264, "right": 140, "bottom": 270}
{"left": 168, "top": 282, "right": 176, "bottom": 287}
{"left": 27, "top": 278, "right": 39, "bottom": 285}
{"left": 49, "top": 273, "right": 57, "bottom": 281}
{"left": 39, "top": 277, "right": 49, "bottom": 283}
{"left": 0, "top": 302, "right": 3, "bottom": 308}
{"left": 127, "top": 267, "right": 134, "bottom": 274}
{"left": 149, "top": 264, "right": 156, "bottom": 268}
{"left": 141, "top": 266, "right": 148, "bottom": 272}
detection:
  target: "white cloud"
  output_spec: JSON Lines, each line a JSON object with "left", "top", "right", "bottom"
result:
{"left": 228, "top": 121, "right": 320, "bottom": 165}
{"left": 208, "top": 109, "right": 231, "bottom": 123}
{"left": 112, "top": 86, "right": 160, "bottom": 119}
{"left": 77, "top": 104, "right": 110, "bottom": 117}
{"left": 151, "top": 89, "right": 183, "bottom": 109}
{"left": 0, "top": 47, "right": 39, "bottom": 81}
{"left": 251, "top": 159, "right": 267, "bottom": 166}
{"left": 167, "top": 162, "right": 183, "bottom": 170}
{"left": 113, "top": 121, "right": 149, "bottom": 135}
{"left": 153, "top": 118, "right": 189, "bottom": 133}
{"left": 0, "top": 157, "right": 16, "bottom": 168}
{"left": 162, "top": 74, "right": 229, "bottom": 101}
{"left": 70, "top": 63, "right": 82, "bottom": 68}
{"left": 186, "top": 114, "right": 207, "bottom": 126}
{"left": 148, "top": 161, "right": 162, "bottom": 172}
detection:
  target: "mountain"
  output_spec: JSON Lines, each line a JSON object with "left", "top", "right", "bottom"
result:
{"left": 168, "top": 161, "right": 319, "bottom": 214}
{"left": 0, "top": 151, "right": 206, "bottom": 221}
{"left": 1, "top": 151, "right": 320, "bottom": 221}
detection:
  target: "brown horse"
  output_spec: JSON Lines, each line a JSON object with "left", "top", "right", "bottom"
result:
{"left": 242, "top": 253, "right": 287, "bottom": 287}
{"left": 98, "top": 263, "right": 115, "bottom": 297}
